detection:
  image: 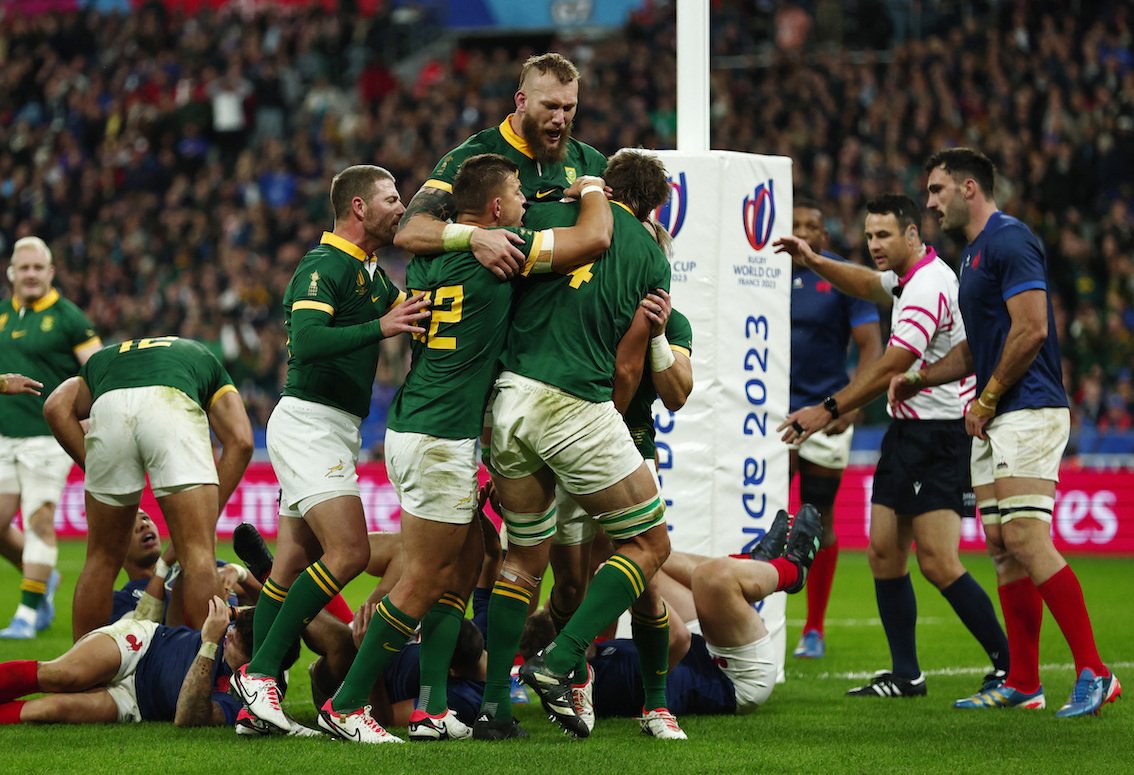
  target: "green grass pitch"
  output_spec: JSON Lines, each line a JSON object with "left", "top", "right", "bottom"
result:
{"left": 0, "top": 542, "right": 1130, "bottom": 774}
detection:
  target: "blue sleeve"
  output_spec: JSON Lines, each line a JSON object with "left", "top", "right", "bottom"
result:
{"left": 993, "top": 226, "right": 1048, "bottom": 301}
{"left": 846, "top": 293, "right": 880, "bottom": 328}
{"left": 471, "top": 587, "right": 490, "bottom": 638}
{"left": 212, "top": 691, "right": 243, "bottom": 726}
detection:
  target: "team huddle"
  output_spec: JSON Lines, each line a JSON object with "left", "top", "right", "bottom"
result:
{"left": 0, "top": 52, "right": 1120, "bottom": 741}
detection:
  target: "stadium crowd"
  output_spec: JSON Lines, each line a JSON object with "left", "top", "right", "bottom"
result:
{"left": 1, "top": 0, "right": 1132, "bottom": 442}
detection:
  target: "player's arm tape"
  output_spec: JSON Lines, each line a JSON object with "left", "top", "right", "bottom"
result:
{"left": 197, "top": 641, "right": 218, "bottom": 660}
{"left": 650, "top": 335, "right": 676, "bottom": 372}
{"left": 442, "top": 223, "right": 476, "bottom": 251}
{"left": 525, "top": 230, "right": 555, "bottom": 275}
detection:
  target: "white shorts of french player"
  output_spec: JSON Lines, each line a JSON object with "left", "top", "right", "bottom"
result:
{"left": 552, "top": 444, "right": 661, "bottom": 547}
{"left": 85, "top": 387, "right": 217, "bottom": 506}
{"left": 77, "top": 618, "right": 160, "bottom": 723}
{"left": 385, "top": 430, "right": 478, "bottom": 525}
{"left": 795, "top": 425, "right": 854, "bottom": 470}
{"left": 267, "top": 396, "right": 362, "bottom": 519}
{"left": 0, "top": 434, "right": 73, "bottom": 515}
{"left": 704, "top": 632, "right": 777, "bottom": 713}
{"left": 970, "top": 406, "right": 1070, "bottom": 490}
{"left": 490, "top": 371, "right": 642, "bottom": 496}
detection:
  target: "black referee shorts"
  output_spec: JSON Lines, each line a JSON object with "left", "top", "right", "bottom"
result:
{"left": 871, "top": 419, "right": 974, "bottom": 517}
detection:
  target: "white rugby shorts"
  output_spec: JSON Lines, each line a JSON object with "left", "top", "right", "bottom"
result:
{"left": 85, "top": 387, "right": 217, "bottom": 505}
{"left": 267, "top": 396, "right": 362, "bottom": 518}
{"left": 0, "top": 434, "right": 73, "bottom": 515}
{"left": 490, "top": 371, "right": 642, "bottom": 496}
{"left": 385, "top": 429, "right": 478, "bottom": 524}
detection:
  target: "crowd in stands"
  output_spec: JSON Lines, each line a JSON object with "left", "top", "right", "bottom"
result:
{"left": 1, "top": 0, "right": 1132, "bottom": 451}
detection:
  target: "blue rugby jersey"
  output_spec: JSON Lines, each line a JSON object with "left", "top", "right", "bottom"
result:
{"left": 590, "top": 635, "right": 736, "bottom": 717}
{"left": 381, "top": 587, "right": 491, "bottom": 725}
{"left": 789, "top": 252, "right": 880, "bottom": 412}
{"left": 957, "top": 212, "right": 1068, "bottom": 413}
{"left": 134, "top": 626, "right": 240, "bottom": 723}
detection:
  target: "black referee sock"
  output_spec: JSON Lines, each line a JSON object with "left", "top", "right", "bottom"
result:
{"left": 941, "top": 572, "right": 1010, "bottom": 673}
{"left": 876, "top": 575, "right": 920, "bottom": 679}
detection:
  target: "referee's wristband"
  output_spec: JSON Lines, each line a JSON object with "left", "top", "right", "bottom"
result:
{"left": 649, "top": 335, "right": 675, "bottom": 372}
{"left": 197, "top": 641, "right": 218, "bottom": 661}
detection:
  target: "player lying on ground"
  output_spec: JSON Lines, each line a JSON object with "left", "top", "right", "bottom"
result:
{"left": 0, "top": 597, "right": 299, "bottom": 729}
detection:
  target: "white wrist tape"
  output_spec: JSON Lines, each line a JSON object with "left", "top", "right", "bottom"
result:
{"left": 155, "top": 558, "right": 170, "bottom": 579}
{"left": 197, "top": 641, "right": 218, "bottom": 660}
{"left": 230, "top": 563, "right": 249, "bottom": 583}
{"left": 580, "top": 184, "right": 605, "bottom": 198}
{"left": 649, "top": 335, "right": 675, "bottom": 372}
{"left": 442, "top": 223, "right": 476, "bottom": 251}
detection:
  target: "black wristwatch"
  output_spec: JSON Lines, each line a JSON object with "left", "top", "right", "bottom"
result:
{"left": 823, "top": 395, "right": 840, "bottom": 419}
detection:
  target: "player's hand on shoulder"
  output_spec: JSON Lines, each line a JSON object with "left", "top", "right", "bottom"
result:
{"left": 564, "top": 176, "right": 610, "bottom": 200}
{"left": 380, "top": 292, "right": 431, "bottom": 338}
{"left": 471, "top": 228, "right": 526, "bottom": 280}
{"left": 641, "top": 289, "right": 672, "bottom": 336}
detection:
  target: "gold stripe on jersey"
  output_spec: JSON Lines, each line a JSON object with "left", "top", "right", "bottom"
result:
{"left": 424, "top": 178, "right": 453, "bottom": 193}
{"left": 611, "top": 201, "right": 635, "bottom": 218}
{"left": 498, "top": 114, "right": 534, "bottom": 159}
{"left": 319, "top": 231, "right": 370, "bottom": 262}
{"left": 11, "top": 288, "right": 61, "bottom": 313}
{"left": 671, "top": 345, "right": 691, "bottom": 358}
{"left": 207, "top": 383, "right": 238, "bottom": 408}
{"left": 293, "top": 300, "right": 335, "bottom": 316}
{"left": 72, "top": 335, "right": 102, "bottom": 354}
{"left": 521, "top": 229, "right": 555, "bottom": 276}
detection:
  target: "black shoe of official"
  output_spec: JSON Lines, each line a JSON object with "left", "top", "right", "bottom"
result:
{"left": 471, "top": 713, "right": 529, "bottom": 741}
{"left": 233, "top": 523, "right": 275, "bottom": 583}
{"left": 749, "top": 509, "right": 790, "bottom": 562}
{"left": 781, "top": 503, "right": 822, "bottom": 594}
{"left": 847, "top": 671, "right": 927, "bottom": 698}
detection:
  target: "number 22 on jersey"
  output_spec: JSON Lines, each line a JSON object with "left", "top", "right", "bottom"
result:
{"left": 411, "top": 286, "right": 463, "bottom": 350}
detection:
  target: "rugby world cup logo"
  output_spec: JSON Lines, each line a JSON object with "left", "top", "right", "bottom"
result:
{"left": 654, "top": 172, "right": 687, "bottom": 238}
{"left": 742, "top": 180, "right": 776, "bottom": 251}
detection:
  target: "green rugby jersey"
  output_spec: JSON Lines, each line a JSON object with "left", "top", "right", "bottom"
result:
{"left": 281, "top": 232, "right": 404, "bottom": 419}
{"left": 80, "top": 336, "right": 237, "bottom": 409}
{"left": 502, "top": 201, "right": 671, "bottom": 403}
{"left": 388, "top": 227, "right": 547, "bottom": 439}
{"left": 0, "top": 289, "right": 99, "bottom": 437}
{"left": 426, "top": 116, "right": 607, "bottom": 202}
{"left": 625, "top": 309, "right": 693, "bottom": 459}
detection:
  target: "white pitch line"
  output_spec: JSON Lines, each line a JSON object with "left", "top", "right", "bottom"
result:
{"left": 787, "top": 617, "right": 948, "bottom": 627}
{"left": 810, "top": 661, "right": 1134, "bottom": 681}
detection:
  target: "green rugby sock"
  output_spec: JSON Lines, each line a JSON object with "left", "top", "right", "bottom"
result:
{"left": 18, "top": 579, "right": 46, "bottom": 611}
{"left": 544, "top": 554, "right": 645, "bottom": 676}
{"left": 418, "top": 593, "right": 466, "bottom": 715}
{"left": 632, "top": 605, "right": 671, "bottom": 711}
{"left": 248, "top": 562, "right": 338, "bottom": 679}
{"left": 480, "top": 581, "right": 532, "bottom": 722}
{"left": 548, "top": 596, "right": 587, "bottom": 678}
{"left": 253, "top": 577, "right": 289, "bottom": 657}
{"left": 332, "top": 595, "right": 418, "bottom": 712}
